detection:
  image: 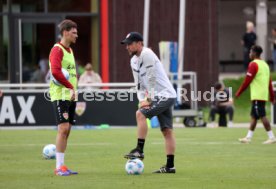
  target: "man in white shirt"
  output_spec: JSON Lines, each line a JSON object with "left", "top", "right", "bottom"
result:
{"left": 79, "top": 63, "right": 102, "bottom": 88}
{"left": 121, "top": 32, "right": 177, "bottom": 173}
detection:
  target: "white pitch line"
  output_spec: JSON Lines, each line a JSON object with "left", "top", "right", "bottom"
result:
{"left": 151, "top": 142, "right": 239, "bottom": 145}
{"left": 0, "top": 143, "right": 113, "bottom": 147}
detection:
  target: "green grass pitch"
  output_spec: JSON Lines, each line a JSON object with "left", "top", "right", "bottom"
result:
{"left": 0, "top": 127, "right": 276, "bottom": 189}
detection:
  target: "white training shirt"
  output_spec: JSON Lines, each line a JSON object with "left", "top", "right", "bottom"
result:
{"left": 130, "top": 47, "right": 177, "bottom": 101}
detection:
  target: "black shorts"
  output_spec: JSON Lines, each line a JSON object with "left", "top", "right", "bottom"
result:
{"left": 140, "top": 97, "right": 176, "bottom": 131}
{"left": 52, "top": 100, "right": 76, "bottom": 125}
{"left": 251, "top": 101, "right": 266, "bottom": 120}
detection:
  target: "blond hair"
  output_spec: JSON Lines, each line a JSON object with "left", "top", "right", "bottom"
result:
{"left": 246, "top": 21, "right": 254, "bottom": 30}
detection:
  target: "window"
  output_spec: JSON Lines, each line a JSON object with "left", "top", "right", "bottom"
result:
{"left": 48, "top": 0, "right": 90, "bottom": 12}
{"left": 11, "top": 0, "right": 44, "bottom": 13}
{"left": 0, "top": 0, "right": 8, "bottom": 13}
{"left": 0, "top": 15, "right": 9, "bottom": 81}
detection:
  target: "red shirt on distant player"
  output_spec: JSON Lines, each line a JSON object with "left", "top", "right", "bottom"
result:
{"left": 235, "top": 61, "right": 274, "bottom": 102}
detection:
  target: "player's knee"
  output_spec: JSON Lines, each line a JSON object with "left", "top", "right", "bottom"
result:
{"left": 58, "top": 130, "right": 69, "bottom": 138}
{"left": 58, "top": 123, "right": 70, "bottom": 136}
{"left": 136, "top": 110, "right": 145, "bottom": 120}
{"left": 162, "top": 128, "right": 173, "bottom": 137}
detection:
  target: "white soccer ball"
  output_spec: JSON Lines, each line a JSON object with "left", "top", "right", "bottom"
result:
{"left": 42, "top": 144, "right": 56, "bottom": 159}
{"left": 51, "top": 68, "right": 70, "bottom": 86}
{"left": 125, "top": 159, "right": 144, "bottom": 175}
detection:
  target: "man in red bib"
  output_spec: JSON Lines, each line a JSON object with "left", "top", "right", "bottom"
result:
{"left": 236, "top": 45, "right": 276, "bottom": 144}
{"left": 49, "top": 19, "right": 78, "bottom": 176}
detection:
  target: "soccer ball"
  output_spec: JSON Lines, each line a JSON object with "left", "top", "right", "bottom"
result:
{"left": 125, "top": 159, "right": 144, "bottom": 175}
{"left": 42, "top": 144, "right": 56, "bottom": 159}
{"left": 51, "top": 68, "right": 70, "bottom": 86}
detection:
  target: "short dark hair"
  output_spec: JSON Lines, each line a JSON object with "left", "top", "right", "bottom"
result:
{"left": 214, "top": 82, "right": 222, "bottom": 90}
{"left": 251, "top": 45, "right": 263, "bottom": 57}
{"left": 58, "top": 19, "right": 77, "bottom": 36}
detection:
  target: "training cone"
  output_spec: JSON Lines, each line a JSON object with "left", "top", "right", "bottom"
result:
{"left": 147, "top": 118, "right": 151, "bottom": 128}
{"left": 99, "top": 124, "right": 110, "bottom": 129}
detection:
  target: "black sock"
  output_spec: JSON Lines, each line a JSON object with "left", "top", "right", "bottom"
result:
{"left": 166, "top": 155, "right": 174, "bottom": 168}
{"left": 136, "top": 138, "right": 145, "bottom": 152}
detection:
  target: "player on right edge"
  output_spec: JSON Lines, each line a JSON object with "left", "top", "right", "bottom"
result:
{"left": 236, "top": 45, "right": 276, "bottom": 144}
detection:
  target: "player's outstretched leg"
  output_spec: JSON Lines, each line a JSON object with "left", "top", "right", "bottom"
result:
{"left": 124, "top": 110, "right": 147, "bottom": 160}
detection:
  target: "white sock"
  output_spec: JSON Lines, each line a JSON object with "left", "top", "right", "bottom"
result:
{"left": 267, "top": 130, "right": 275, "bottom": 139}
{"left": 246, "top": 130, "right": 254, "bottom": 139}
{"left": 56, "top": 152, "right": 65, "bottom": 169}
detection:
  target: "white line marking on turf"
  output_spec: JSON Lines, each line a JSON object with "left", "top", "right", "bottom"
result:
{"left": 151, "top": 142, "right": 239, "bottom": 145}
{"left": 0, "top": 143, "right": 112, "bottom": 147}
